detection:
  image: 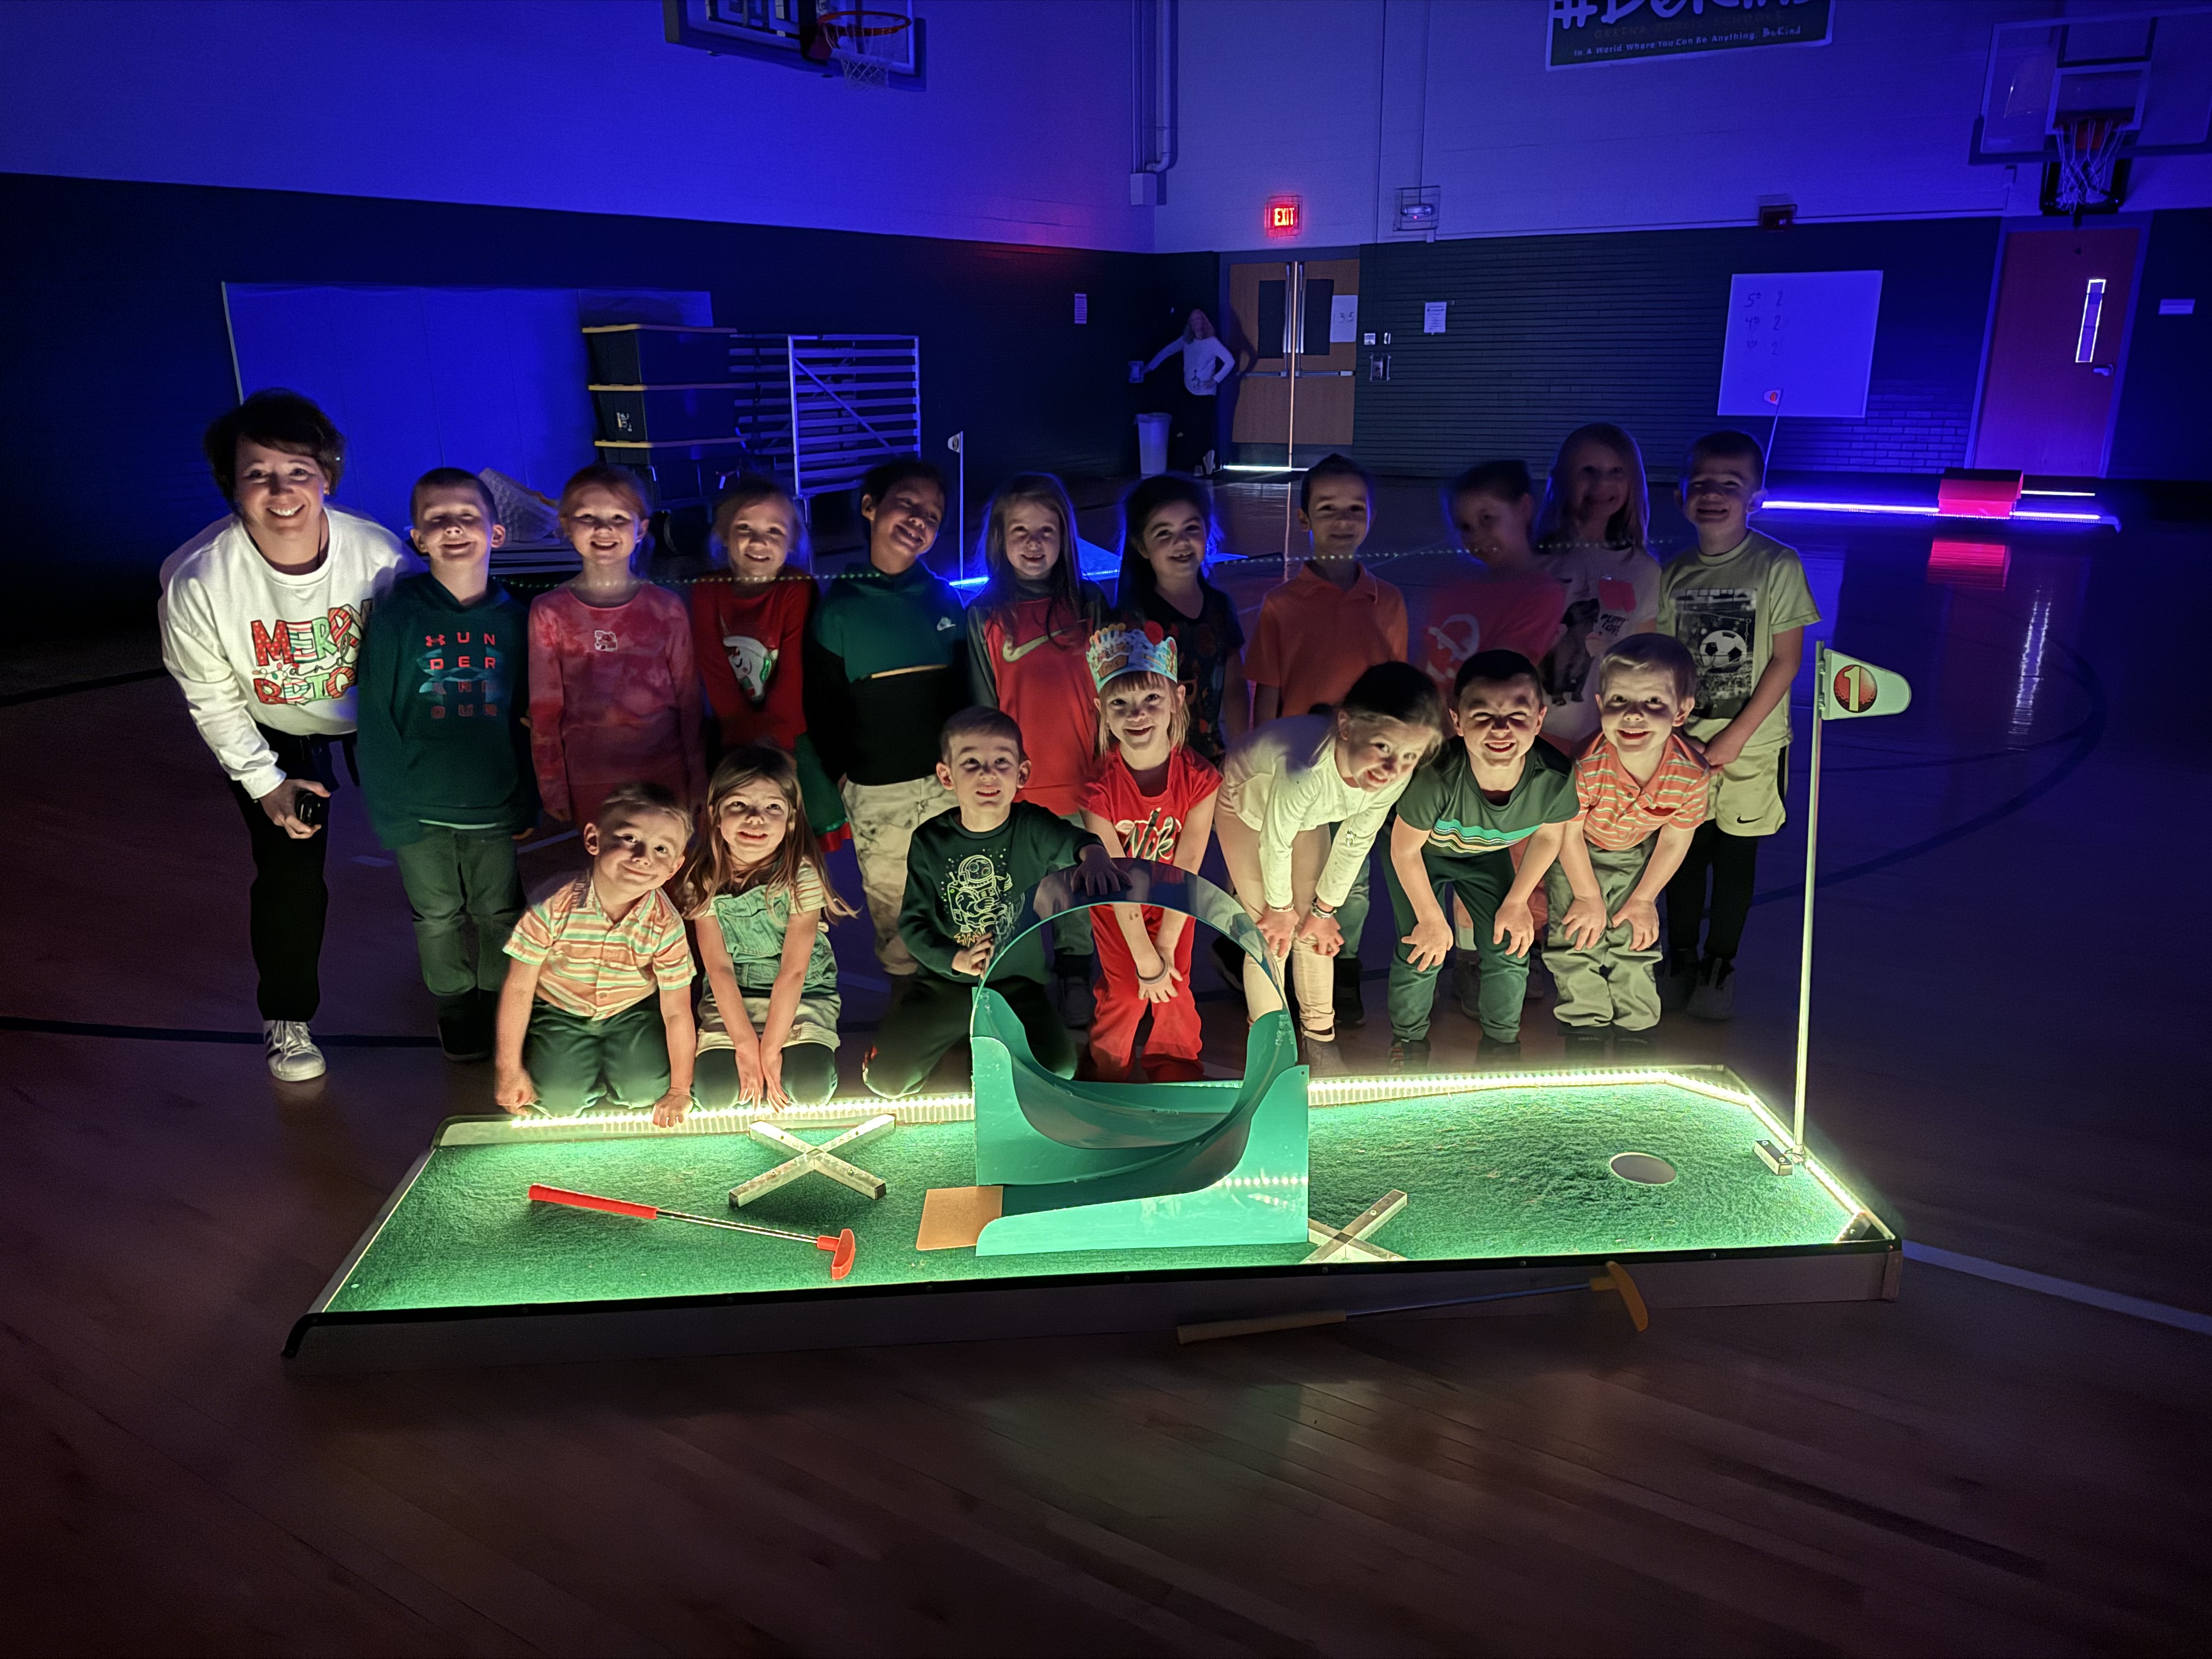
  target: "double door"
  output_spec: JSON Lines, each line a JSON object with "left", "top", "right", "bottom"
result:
{"left": 1227, "top": 258, "right": 1359, "bottom": 451}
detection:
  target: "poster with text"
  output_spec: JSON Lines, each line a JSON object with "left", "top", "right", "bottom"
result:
{"left": 1548, "top": 0, "right": 1832, "bottom": 69}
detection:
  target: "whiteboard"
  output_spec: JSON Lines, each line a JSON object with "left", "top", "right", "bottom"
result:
{"left": 1717, "top": 270, "right": 1883, "bottom": 420}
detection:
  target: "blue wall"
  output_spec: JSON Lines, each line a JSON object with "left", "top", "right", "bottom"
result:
{"left": 2109, "top": 210, "right": 2212, "bottom": 483}
{"left": 0, "top": 173, "right": 1214, "bottom": 631}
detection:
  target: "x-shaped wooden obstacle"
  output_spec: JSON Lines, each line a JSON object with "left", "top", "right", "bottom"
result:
{"left": 730, "top": 1115, "right": 895, "bottom": 1207}
{"left": 1303, "top": 1188, "right": 1407, "bottom": 1264}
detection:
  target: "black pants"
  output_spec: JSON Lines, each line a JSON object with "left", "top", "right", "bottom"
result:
{"left": 864, "top": 973, "right": 1074, "bottom": 1098}
{"left": 226, "top": 725, "right": 349, "bottom": 1022}
{"left": 1171, "top": 388, "right": 1217, "bottom": 472}
{"left": 1664, "top": 822, "right": 1761, "bottom": 961}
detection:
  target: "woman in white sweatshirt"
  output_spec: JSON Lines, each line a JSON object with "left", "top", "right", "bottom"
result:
{"left": 159, "top": 391, "right": 411, "bottom": 1081}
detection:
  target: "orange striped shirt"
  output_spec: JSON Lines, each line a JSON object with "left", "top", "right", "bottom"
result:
{"left": 505, "top": 876, "right": 693, "bottom": 1019}
{"left": 1573, "top": 731, "right": 1709, "bottom": 851}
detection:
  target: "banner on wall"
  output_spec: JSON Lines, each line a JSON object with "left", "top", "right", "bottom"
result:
{"left": 1547, "top": 0, "right": 1833, "bottom": 70}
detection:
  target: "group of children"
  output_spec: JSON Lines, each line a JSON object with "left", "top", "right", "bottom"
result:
{"left": 163, "top": 390, "right": 1816, "bottom": 1113}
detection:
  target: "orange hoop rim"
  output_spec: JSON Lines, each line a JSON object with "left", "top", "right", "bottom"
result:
{"left": 816, "top": 7, "right": 911, "bottom": 43}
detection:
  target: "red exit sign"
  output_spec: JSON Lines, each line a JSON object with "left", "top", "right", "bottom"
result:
{"left": 1265, "top": 195, "right": 1302, "bottom": 238}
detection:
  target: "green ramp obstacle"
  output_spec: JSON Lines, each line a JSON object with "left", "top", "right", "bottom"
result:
{"left": 968, "top": 861, "right": 1310, "bottom": 1256}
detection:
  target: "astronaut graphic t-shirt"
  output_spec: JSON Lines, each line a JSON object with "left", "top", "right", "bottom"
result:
{"left": 896, "top": 802, "right": 1102, "bottom": 985}
{"left": 1656, "top": 531, "right": 1821, "bottom": 757}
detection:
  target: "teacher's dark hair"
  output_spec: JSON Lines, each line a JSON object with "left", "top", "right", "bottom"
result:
{"left": 203, "top": 390, "right": 347, "bottom": 502}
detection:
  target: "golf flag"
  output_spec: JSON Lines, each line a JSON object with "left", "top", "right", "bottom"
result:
{"left": 1817, "top": 647, "right": 1911, "bottom": 721}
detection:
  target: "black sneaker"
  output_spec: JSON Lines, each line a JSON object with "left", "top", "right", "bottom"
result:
{"left": 1387, "top": 1037, "right": 1431, "bottom": 1071}
{"left": 1333, "top": 957, "right": 1366, "bottom": 1028}
{"left": 438, "top": 996, "right": 492, "bottom": 1063}
{"left": 1302, "top": 1029, "right": 1348, "bottom": 1076}
{"left": 1686, "top": 956, "right": 1736, "bottom": 1022}
{"left": 1477, "top": 1034, "right": 1524, "bottom": 1065}
{"left": 1453, "top": 951, "right": 1482, "bottom": 1019}
{"left": 1657, "top": 949, "right": 1697, "bottom": 1013}
{"left": 1612, "top": 1029, "right": 1659, "bottom": 1063}
{"left": 1052, "top": 952, "right": 1097, "bottom": 1029}
{"left": 1560, "top": 1025, "right": 1610, "bottom": 1064}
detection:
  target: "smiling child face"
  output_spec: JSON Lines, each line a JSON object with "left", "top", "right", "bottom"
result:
{"left": 1099, "top": 675, "right": 1181, "bottom": 757}
{"left": 862, "top": 479, "right": 944, "bottom": 574}
{"left": 1595, "top": 665, "right": 1691, "bottom": 756}
{"left": 1141, "top": 502, "right": 1207, "bottom": 583}
{"left": 714, "top": 777, "right": 793, "bottom": 868}
{"left": 583, "top": 807, "right": 690, "bottom": 906}
{"left": 412, "top": 484, "right": 504, "bottom": 571}
{"left": 1679, "top": 454, "right": 1760, "bottom": 548}
{"left": 1299, "top": 477, "right": 1372, "bottom": 563}
{"left": 1001, "top": 500, "right": 1063, "bottom": 583}
{"left": 564, "top": 486, "right": 643, "bottom": 572}
{"left": 721, "top": 495, "right": 797, "bottom": 583}
{"left": 937, "top": 732, "right": 1029, "bottom": 823}
{"left": 1452, "top": 674, "right": 1545, "bottom": 774}
{"left": 1334, "top": 715, "right": 1434, "bottom": 792}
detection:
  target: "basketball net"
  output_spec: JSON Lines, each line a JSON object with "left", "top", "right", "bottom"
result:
{"left": 2052, "top": 116, "right": 2125, "bottom": 218}
{"left": 818, "top": 9, "right": 905, "bottom": 89}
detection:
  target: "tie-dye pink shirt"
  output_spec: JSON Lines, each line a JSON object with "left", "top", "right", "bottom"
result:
{"left": 528, "top": 584, "right": 704, "bottom": 824}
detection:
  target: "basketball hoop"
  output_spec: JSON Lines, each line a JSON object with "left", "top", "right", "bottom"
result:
{"left": 816, "top": 8, "right": 910, "bottom": 89}
{"left": 2049, "top": 114, "right": 2129, "bottom": 223}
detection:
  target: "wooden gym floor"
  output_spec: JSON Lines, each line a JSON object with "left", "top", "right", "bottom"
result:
{"left": 3, "top": 483, "right": 2208, "bottom": 1654}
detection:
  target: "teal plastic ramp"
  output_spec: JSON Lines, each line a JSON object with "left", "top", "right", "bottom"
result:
{"left": 967, "top": 862, "right": 1310, "bottom": 1256}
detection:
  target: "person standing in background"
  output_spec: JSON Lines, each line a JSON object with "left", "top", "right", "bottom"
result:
{"left": 159, "top": 391, "right": 413, "bottom": 1082}
{"left": 1141, "top": 308, "right": 1236, "bottom": 475}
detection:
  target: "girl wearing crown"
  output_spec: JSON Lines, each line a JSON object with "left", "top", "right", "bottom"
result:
{"left": 1077, "top": 622, "right": 1220, "bottom": 1081}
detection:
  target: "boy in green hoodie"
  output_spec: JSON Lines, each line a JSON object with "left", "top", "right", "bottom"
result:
{"left": 356, "top": 467, "right": 539, "bottom": 1060}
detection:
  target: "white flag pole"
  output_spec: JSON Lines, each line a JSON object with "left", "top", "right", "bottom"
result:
{"left": 1788, "top": 645, "right": 1828, "bottom": 1160}
{"left": 946, "top": 431, "right": 966, "bottom": 583}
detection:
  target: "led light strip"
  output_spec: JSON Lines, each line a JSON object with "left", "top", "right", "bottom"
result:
{"left": 1757, "top": 499, "right": 2108, "bottom": 526}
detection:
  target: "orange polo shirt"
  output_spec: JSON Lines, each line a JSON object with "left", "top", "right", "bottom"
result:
{"left": 1244, "top": 561, "right": 1409, "bottom": 717}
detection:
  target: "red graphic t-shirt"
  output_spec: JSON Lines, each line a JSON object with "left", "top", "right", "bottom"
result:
{"left": 528, "top": 585, "right": 704, "bottom": 824}
{"left": 689, "top": 572, "right": 814, "bottom": 751}
{"left": 1413, "top": 568, "right": 1567, "bottom": 694}
{"left": 1079, "top": 745, "right": 1220, "bottom": 863}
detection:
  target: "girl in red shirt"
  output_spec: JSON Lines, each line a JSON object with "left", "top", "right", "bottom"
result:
{"left": 528, "top": 466, "right": 703, "bottom": 826}
{"left": 967, "top": 473, "right": 1108, "bottom": 1024}
{"left": 686, "top": 477, "right": 847, "bottom": 848}
{"left": 1079, "top": 623, "right": 1220, "bottom": 1081}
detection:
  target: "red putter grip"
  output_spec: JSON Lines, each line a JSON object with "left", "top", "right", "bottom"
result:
{"left": 529, "top": 1183, "right": 659, "bottom": 1220}
{"left": 816, "top": 1228, "right": 858, "bottom": 1280}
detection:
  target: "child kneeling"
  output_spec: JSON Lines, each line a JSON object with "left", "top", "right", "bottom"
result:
{"left": 495, "top": 783, "right": 697, "bottom": 1124}
{"left": 1545, "top": 636, "right": 1708, "bottom": 1061}
{"left": 865, "top": 708, "right": 1122, "bottom": 1097}
{"left": 685, "top": 744, "right": 853, "bottom": 1108}
{"left": 1384, "top": 652, "right": 1582, "bottom": 1065}
{"left": 1080, "top": 624, "right": 1220, "bottom": 1082}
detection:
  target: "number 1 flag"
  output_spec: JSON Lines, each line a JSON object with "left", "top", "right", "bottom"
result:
{"left": 1816, "top": 646, "right": 1911, "bottom": 721}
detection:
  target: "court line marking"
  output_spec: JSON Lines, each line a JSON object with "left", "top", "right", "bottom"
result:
{"left": 1904, "top": 1241, "right": 2212, "bottom": 1337}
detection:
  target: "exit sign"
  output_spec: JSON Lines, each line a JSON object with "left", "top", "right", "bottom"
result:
{"left": 1265, "top": 195, "right": 1302, "bottom": 238}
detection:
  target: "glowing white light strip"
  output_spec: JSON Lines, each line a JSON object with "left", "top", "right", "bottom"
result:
{"left": 2075, "top": 278, "right": 2107, "bottom": 364}
{"left": 2011, "top": 508, "right": 2107, "bottom": 522}
{"left": 2021, "top": 489, "right": 2096, "bottom": 497}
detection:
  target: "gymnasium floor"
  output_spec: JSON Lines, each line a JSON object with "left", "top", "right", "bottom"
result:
{"left": 4, "top": 482, "right": 2209, "bottom": 1653}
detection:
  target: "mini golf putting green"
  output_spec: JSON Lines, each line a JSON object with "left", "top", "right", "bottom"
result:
{"left": 319, "top": 1074, "right": 1869, "bottom": 1316}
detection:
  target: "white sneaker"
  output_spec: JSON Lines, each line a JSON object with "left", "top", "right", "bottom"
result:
{"left": 263, "top": 1020, "right": 327, "bottom": 1082}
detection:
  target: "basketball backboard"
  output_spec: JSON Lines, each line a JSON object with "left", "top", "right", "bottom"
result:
{"left": 663, "top": 0, "right": 924, "bottom": 86}
{"left": 1971, "top": 8, "right": 2212, "bottom": 162}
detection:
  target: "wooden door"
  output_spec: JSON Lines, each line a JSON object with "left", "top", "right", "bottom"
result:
{"left": 1972, "top": 228, "right": 2138, "bottom": 476}
{"left": 1227, "top": 258, "right": 1359, "bottom": 448}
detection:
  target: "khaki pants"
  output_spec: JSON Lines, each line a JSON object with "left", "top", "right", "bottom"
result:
{"left": 1543, "top": 842, "right": 1661, "bottom": 1031}
{"left": 840, "top": 775, "right": 955, "bottom": 975}
{"left": 1215, "top": 809, "right": 1337, "bottom": 1036}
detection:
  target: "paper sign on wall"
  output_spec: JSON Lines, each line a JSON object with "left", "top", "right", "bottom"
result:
{"left": 1717, "top": 270, "right": 1882, "bottom": 420}
{"left": 1329, "top": 295, "right": 1359, "bottom": 343}
{"left": 1423, "top": 302, "right": 1447, "bottom": 335}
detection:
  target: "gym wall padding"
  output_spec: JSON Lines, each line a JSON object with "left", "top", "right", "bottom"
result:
{"left": 0, "top": 172, "right": 1216, "bottom": 631}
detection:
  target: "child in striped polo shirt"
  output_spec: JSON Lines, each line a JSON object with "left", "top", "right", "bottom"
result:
{"left": 1544, "top": 635, "right": 1708, "bottom": 1063}
{"left": 494, "top": 782, "right": 698, "bottom": 1124}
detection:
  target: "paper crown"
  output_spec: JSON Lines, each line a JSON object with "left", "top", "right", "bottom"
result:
{"left": 1087, "top": 622, "right": 1179, "bottom": 691}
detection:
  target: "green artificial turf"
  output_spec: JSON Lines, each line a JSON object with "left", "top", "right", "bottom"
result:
{"left": 325, "top": 1082, "right": 1858, "bottom": 1313}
